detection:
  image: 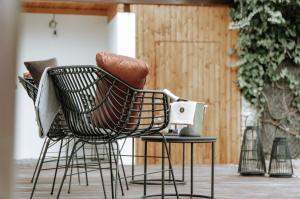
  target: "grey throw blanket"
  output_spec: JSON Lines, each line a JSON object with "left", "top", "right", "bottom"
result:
{"left": 34, "top": 67, "right": 61, "bottom": 138}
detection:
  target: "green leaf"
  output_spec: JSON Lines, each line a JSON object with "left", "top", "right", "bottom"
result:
{"left": 230, "top": 0, "right": 300, "bottom": 113}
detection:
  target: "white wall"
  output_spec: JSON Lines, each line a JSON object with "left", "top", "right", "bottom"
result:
{"left": 15, "top": 13, "right": 109, "bottom": 160}
{"left": 107, "top": 12, "right": 136, "bottom": 56}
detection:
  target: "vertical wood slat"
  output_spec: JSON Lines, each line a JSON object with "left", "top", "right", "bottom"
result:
{"left": 132, "top": 5, "right": 240, "bottom": 164}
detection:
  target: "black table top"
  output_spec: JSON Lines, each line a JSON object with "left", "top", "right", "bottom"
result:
{"left": 141, "top": 134, "right": 216, "bottom": 143}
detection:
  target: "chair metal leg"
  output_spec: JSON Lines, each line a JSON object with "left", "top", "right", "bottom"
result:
{"left": 50, "top": 139, "right": 63, "bottom": 195}
{"left": 114, "top": 141, "right": 120, "bottom": 199}
{"left": 30, "top": 138, "right": 47, "bottom": 183}
{"left": 56, "top": 140, "right": 80, "bottom": 199}
{"left": 68, "top": 138, "right": 82, "bottom": 194}
{"left": 117, "top": 138, "right": 129, "bottom": 190}
{"left": 95, "top": 145, "right": 107, "bottom": 199}
{"left": 117, "top": 163, "right": 124, "bottom": 196}
{"left": 108, "top": 142, "right": 115, "bottom": 199}
{"left": 162, "top": 138, "right": 179, "bottom": 199}
{"left": 75, "top": 151, "right": 81, "bottom": 185}
{"left": 119, "top": 151, "right": 129, "bottom": 190}
{"left": 111, "top": 143, "right": 124, "bottom": 196}
{"left": 82, "top": 144, "right": 89, "bottom": 186}
{"left": 30, "top": 138, "right": 51, "bottom": 199}
{"left": 68, "top": 146, "right": 75, "bottom": 194}
{"left": 65, "top": 137, "right": 70, "bottom": 168}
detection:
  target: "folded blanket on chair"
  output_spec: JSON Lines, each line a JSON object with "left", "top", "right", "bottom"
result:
{"left": 35, "top": 67, "right": 61, "bottom": 138}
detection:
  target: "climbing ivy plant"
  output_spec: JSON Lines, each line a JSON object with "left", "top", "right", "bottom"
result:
{"left": 230, "top": 0, "right": 300, "bottom": 114}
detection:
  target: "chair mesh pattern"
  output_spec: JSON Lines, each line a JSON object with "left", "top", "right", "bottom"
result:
{"left": 238, "top": 126, "right": 266, "bottom": 175}
{"left": 48, "top": 65, "right": 170, "bottom": 141}
{"left": 19, "top": 77, "right": 38, "bottom": 101}
{"left": 269, "top": 137, "right": 293, "bottom": 177}
{"left": 18, "top": 77, "right": 69, "bottom": 140}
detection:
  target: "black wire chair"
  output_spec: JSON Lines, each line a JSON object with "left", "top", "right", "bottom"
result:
{"left": 18, "top": 77, "right": 103, "bottom": 199}
{"left": 18, "top": 77, "right": 129, "bottom": 198}
{"left": 18, "top": 77, "right": 72, "bottom": 197}
{"left": 19, "top": 76, "right": 130, "bottom": 199}
{"left": 48, "top": 65, "right": 179, "bottom": 199}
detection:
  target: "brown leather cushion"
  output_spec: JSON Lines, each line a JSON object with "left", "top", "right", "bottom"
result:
{"left": 96, "top": 52, "right": 148, "bottom": 89}
{"left": 24, "top": 58, "right": 57, "bottom": 84}
{"left": 93, "top": 52, "right": 149, "bottom": 130}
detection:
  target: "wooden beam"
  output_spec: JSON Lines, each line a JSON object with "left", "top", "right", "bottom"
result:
{"left": 22, "top": 1, "right": 114, "bottom": 16}
{"left": 22, "top": 0, "right": 233, "bottom": 7}
{"left": 21, "top": 0, "right": 233, "bottom": 16}
{"left": 102, "top": 0, "right": 233, "bottom": 5}
{"left": 107, "top": 3, "right": 129, "bottom": 22}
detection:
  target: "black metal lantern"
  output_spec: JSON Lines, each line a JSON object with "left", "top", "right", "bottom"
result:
{"left": 268, "top": 137, "right": 293, "bottom": 177}
{"left": 238, "top": 126, "right": 266, "bottom": 175}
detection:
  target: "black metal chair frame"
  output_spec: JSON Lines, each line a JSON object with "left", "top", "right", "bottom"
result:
{"left": 19, "top": 77, "right": 128, "bottom": 198}
{"left": 48, "top": 65, "right": 179, "bottom": 199}
{"left": 19, "top": 77, "right": 77, "bottom": 198}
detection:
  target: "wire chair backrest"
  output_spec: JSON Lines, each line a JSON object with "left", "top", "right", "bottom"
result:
{"left": 48, "top": 65, "right": 170, "bottom": 141}
{"left": 18, "top": 77, "right": 38, "bottom": 102}
{"left": 18, "top": 76, "right": 68, "bottom": 140}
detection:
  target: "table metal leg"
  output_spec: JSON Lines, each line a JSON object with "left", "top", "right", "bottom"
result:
{"left": 162, "top": 142, "right": 165, "bottom": 199}
{"left": 191, "top": 143, "right": 194, "bottom": 198}
{"left": 211, "top": 142, "right": 215, "bottom": 199}
{"left": 143, "top": 141, "right": 148, "bottom": 196}
{"left": 169, "top": 142, "right": 171, "bottom": 180}
{"left": 132, "top": 137, "right": 135, "bottom": 181}
{"left": 141, "top": 137, "right": 215, "bottom": 199}
{"left": 182, "top": 143, "right": 185, "bottom": 182}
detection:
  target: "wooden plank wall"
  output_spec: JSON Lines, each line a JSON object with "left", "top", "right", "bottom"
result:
{"left": 132, "top": 5, "right": 240, "bottom": 164}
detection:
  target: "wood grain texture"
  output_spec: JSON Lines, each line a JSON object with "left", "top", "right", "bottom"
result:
{"left": 21, "top": 0, "right": 232, "bottom": 16}
{"left": 15, "top": 163, "right": 300, "bottom": 199}
{"left": 22, "top": 0, "right": 233, "bottom": 6}
{"left": 107, "top": 4, "right": 128, "bottom": 22}
{"left": 22, "top": 1, "right": 113, "bottom": 16}
{"left": 132, "top": 5, "right": 240, "bottom": 164}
